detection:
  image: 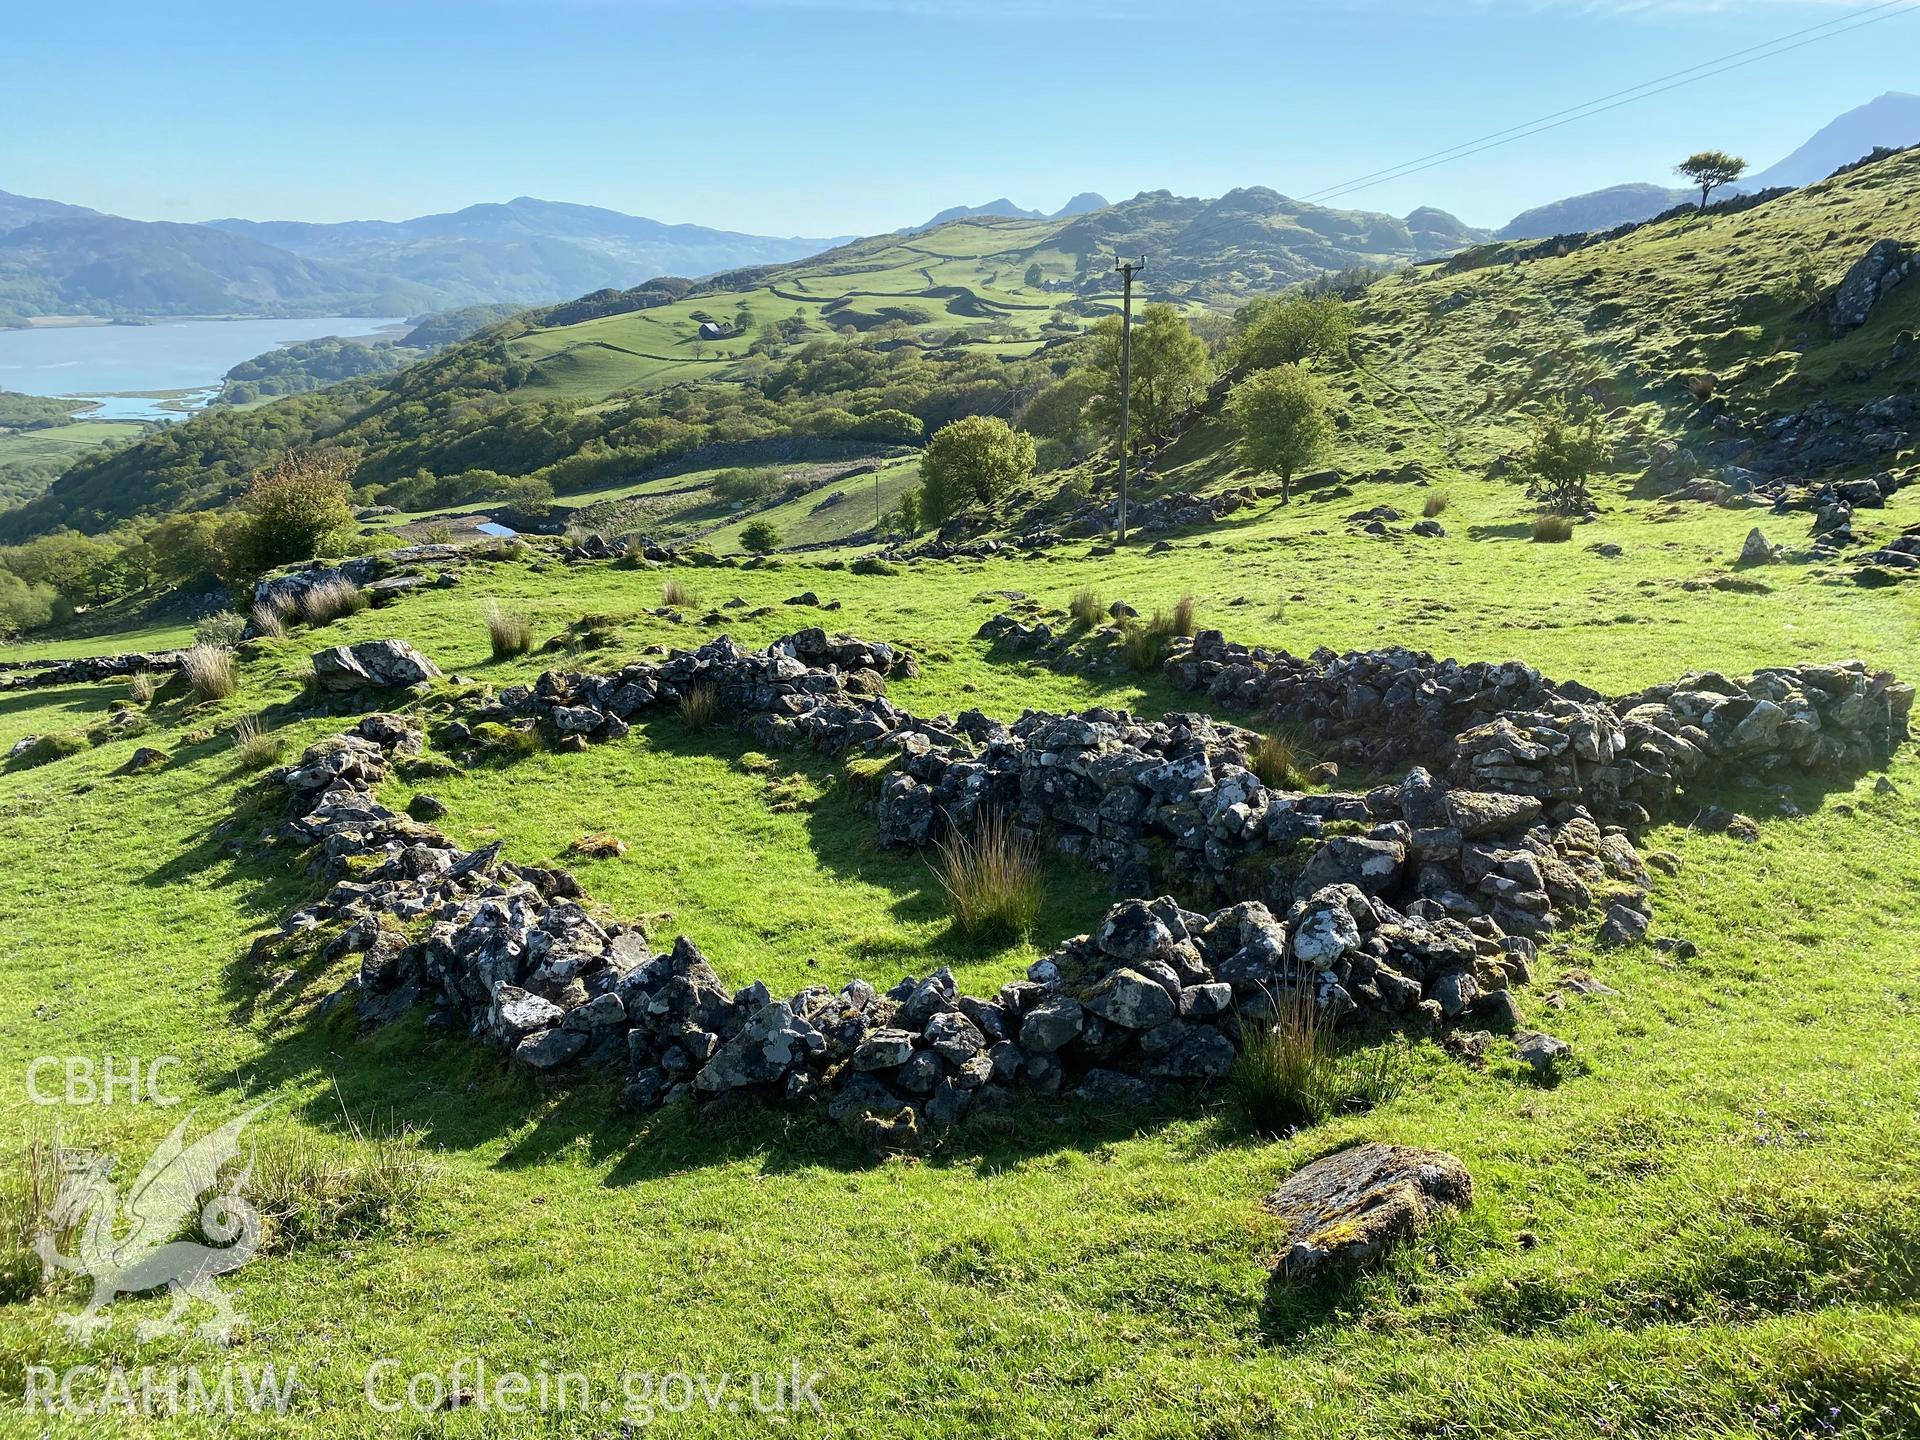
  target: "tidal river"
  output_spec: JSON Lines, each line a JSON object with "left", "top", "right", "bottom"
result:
{"left": 0, "top": 315, "right": 407, "bottom": 421}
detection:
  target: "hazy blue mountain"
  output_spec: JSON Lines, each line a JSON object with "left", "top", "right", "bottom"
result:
{"left": 1745, "top": 91, "right": 1920, "bottom": 189}
{"left": 0, "top": 214, "right": 430, "bottom": 320}
{"left": 0, "top": 188, "right": 100, "bottom": 235}
{"left": 914, "top": 199, "right": 1047, "bottom": 229}
{"left": 1051, "top": 193, "right": 1110, "bottom": 218}
{"left": 1497, "top": 183, "right": 1691, "bottom": 241}
{"left": 210, "top": 198, "right": 849, "bottom": 306}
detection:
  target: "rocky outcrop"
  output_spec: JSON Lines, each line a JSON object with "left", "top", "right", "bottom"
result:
{"left": 310, "top": 640, "right": 444, "bottom": 692}
{"left": 1832, "top": 239, "right": 1919, "bottom": 333}
{"left": 1265, "top": 1142, "right": 1474, "bottom": 1279}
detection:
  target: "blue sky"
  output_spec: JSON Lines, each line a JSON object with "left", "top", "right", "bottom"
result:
{"left": 3, "top": 0, "right": 1914, "bottom": 234}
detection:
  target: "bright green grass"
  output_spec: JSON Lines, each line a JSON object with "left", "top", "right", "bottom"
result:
{"left": 1, "top": 462, "right": 1918, "bottom": 1436}
{"left": 703, "top": 459, "right": 924, "bottom": 553}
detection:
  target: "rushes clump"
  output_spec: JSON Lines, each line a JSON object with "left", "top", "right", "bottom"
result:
{"left": 1248, "top": 730, "right": 1311, "bottom": 790}
{"left": 677, "top": 683, "right": 719, "bottom": 731}
{"left": 0, "top": 1129, "right": 72, "bottom": 1301}
{"left": 297, "top": 577, "right": 368, "bottom": 627}
{"left": 1170, "top": 593, "right": 1199, "bottom": 637}
{"left": 933, "top": 810, "right": 1043, "bottom": 943}
{"left": 661, "top": 578, "right": 696, "bottom": 608}
{"left": 193, "top": 610, "right": 247, "bottom": 648}
{"left": 126, "top": 671, "right": 157, "bottom": 704}
{"left": 248, "top": 602, "right": 287, "bottom": 639}
{"left": 243, "top": 1116, "right": 436, "bottom": 1255}
{"left": 485, "top": 603, "right": 535, "bottom": 660}
{"left": 1531, "top": 513, "right": 1576, "bottom": 543}
{"left": 1231, "top": 987, "right": 1407, "bottom": 1136}
{"left": 1423, "top": 491, "right": 1451, "bottom": 519}
{"left": 180, "top": 643, "right": 238, "bottom": 702}
{"left": 1120, "top": 610, "right": 1178, "bottom": 673}
{"left": 1068, "top": 587, "right": 1106, "bottom": 628}
{"left": 232, "top": 715, "right": 285, "bottom": 769}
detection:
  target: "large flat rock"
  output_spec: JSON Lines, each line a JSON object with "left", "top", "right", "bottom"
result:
{"left": 1265, "top": 1141, "right": 1473, "bottom": 1280}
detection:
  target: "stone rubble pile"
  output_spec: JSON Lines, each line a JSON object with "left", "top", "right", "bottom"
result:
{"left": 1161, "top": 630, "right": 1912, "bottom": 825}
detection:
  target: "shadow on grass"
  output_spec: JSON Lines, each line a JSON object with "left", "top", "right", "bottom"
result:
{"left": 1464, "top": 520, "right": 1544, "bottom": 543}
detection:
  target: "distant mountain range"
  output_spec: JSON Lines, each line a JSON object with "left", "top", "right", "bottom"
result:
{"left": 208, "top": 199, "right": 852, "bottom": 309}
{"left": 1497, "top": 91, "right": 1920, "bottom": 240}
{"left": 0, "top": 192, "right": 850, "bottom": 323}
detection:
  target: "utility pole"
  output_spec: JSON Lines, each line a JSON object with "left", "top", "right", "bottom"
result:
{"left": 1114, "top": 256, "right": 1145, "bottom": 544}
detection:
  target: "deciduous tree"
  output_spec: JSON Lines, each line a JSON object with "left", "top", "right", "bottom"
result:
{"left": 1224, "top": 364, "right": 1333, "bottom": 503}
{"left": 1084, "top": 304, "right": 1210, "bottom": 450}
{"left": 1676, "top": 150, "right": 1747, "bottom": 211}
{"left": 919, "top": 415, "right": 1036, "bottom": 523}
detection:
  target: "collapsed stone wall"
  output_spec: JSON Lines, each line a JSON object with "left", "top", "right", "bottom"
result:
{"left": 0, "top": 649, "right": 186, "bottom": 691}
{"left": 258, "top": 631, "right": 1670, "bottom": 1145}
{"left": 1162, "top": 630, "right": 1912, "bottom": 825}
{"left": 254, "top": 626, "right": 1905, "bottom": 1144}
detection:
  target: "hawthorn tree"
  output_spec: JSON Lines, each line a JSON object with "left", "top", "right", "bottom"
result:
{"left": 1676, "top": 150, "right": 1747, "bottom": 211}
{"left": 1224, "top": 364, "right": 1333, "bottom": 503}
{"left": 919, "top": 415, "right": 1036, "bottom": 523}
{"left": 1521, "top": 396, "right": 1610, "bottom": 515}
{"left": 739, "top": 520, "right": 782, "bottom": 554}
{"left": 232, "top": 450, "right": 356, "bottom": 574}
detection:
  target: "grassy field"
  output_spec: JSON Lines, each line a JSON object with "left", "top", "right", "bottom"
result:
{"left": 0, "top": 418, "right": 146, "bottom": 508}
{"left": 1, "top": 445, "right": 1918, "bottom": 1434}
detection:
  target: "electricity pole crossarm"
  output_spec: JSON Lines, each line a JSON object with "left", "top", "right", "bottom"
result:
{"left": 1114, "top": 256, "right": 1144, "bottom": 545}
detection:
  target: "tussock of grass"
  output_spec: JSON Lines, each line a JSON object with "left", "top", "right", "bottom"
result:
{"left": 485, "top": 603, "right": 535, "bottom": 659}
{"left": 933, "top": 810, "right": 1043, "bottom": 942}
{"left": 1231, "top": 988, "right": 1405, "bottom": 1135}
{"left": 1248, "top": 729, "right": 1312, "bottom": 790}
{"left": 232, "top": 715, "right": 285, "bottom": 769}
{"left": 180, "top": 643, "right": 238, "bottom": 702}
{"left": 0, "top": 1118, "right": 433, "bottom": 1297}
{"left": 1171, "top": 593, "right": 1199, "bottom": 637}
{"left": 125, "top": 671, "right": 157, "bottom": 704}
{"left": 1120, "top": 611, "right": 1178, "bottom": 672}
{"left": 297, "top": 577, "right": 368, "bottom": 627}
{"left": 249, "top": 600, "right": 289, "bottom": 639}
{"left": 661, "top": 578, "right": 696, "bottom": 608}
{"left": 1532, "top": 513, "right": 1576, "bottom": 543}
{"left": 1423, "top": 491, "right": 1451, "bottom": 518}
{"left": 1068, "top": 586, "right": 1106, "bottom": 628}
{"left": 0, "top": 1130, "right": 69, "bottom": 1301}
{"left": 247, "top": 1118, "right": 436, "bottom": 1254}
{"left": 193, "top": 610, "right": 247, "bottom": 648}
{"left": 677, "top": 684, "right": 719, "bottom": 731}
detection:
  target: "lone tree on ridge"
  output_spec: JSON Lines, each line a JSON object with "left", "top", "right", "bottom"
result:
{"left": 1676, "top": 151, "right": 1747, "bottom": 211}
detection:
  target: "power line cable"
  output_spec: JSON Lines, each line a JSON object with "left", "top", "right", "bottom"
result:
{"left": 1296, "top": 0, "right": 1916, "bottom": 203}
{"left": 1161, "top": 0, "right": 1917, "bottom": 258}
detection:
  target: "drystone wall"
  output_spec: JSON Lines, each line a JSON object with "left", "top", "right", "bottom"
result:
{"left": 1161, "top": 630, "right": 1912, "bottom": 825}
